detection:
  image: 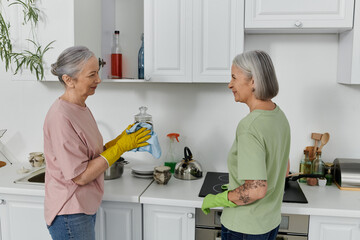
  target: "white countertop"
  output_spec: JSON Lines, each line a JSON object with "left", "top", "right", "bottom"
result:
{"left": 140, "top": 173, "right": 360, "bottom": 218}
{"left": 1, "top": 163, "right": 360, "bottom": 218}
{"left": 0, "top": 163, "right": 153, "bottom": 203}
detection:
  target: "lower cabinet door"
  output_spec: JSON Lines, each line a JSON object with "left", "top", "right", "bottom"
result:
{"left": 144, "top": 204, "right": 195, "bottom": 240}
{"left": 309, "top": 215, "right": 360, "bottom": 240}
{"left": 0, "top": 194, "right": 51, "bottom": 240}
{"left": 95, "top": 201, "right": 142, "bottom": 240}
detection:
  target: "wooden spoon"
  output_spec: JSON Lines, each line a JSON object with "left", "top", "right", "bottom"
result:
{"left": 318, "top": 132, "right": 330, "bottom": 151}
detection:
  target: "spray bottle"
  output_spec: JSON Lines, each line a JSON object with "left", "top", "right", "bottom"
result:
{"left": 164, "top": 133, "right": 180, "bottom": 173}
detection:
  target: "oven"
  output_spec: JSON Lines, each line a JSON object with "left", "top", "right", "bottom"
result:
{"left": 195, "top": 209, "right": 309, "bottom": 240}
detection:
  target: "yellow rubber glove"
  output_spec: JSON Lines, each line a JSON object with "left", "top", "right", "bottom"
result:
{"left": 104, "top": 124, "right": 134, "bottom": 150}
{"left": 101, "top": 127, "right": 151, "bottom": 167}
{"left": 201, "top": 190, "right": 237, "bottom": 215}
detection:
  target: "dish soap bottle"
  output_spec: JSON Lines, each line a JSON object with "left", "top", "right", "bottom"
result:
{"left": 111, "top": 30, "right": 122, "bottom": 79}
{"left": 134, "top": 106, "right": 153, "bottom": 126}
{"left": 164, "top": 133, "right": 180, "bottom": 173}
{"left": 138, "top": 33, "right": 144, "bottom": 79}
{"left": 324, "top": 162, "right": 333, "bottom": 185}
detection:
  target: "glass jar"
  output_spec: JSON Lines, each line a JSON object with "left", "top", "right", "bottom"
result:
{"left": 134, "top": 106, "right": 153, "bottom": 126}
{"left": 299, "top": 150, "right": 311, "bottom": 183}
{"left": 312, "top": 150, "right": 325, "bottom": 176}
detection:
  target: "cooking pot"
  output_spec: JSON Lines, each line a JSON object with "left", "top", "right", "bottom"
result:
{"left": 104, "top": 157, "right": 128, "bottom": 180}
{"left": 174, "top": 147, "right": 202, "bottom": 180}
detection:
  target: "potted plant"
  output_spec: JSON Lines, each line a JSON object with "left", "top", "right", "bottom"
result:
{"left": 0, "top": 0, "right": 54, "bottom": 80}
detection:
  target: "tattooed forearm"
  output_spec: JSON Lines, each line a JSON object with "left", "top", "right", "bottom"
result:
{"left": 228, "top": 180, "right": 267, "bottom": 205}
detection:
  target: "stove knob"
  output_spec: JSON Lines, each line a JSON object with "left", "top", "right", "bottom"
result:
{"left": 187, "top": 213, "right": 194, "bottom": 219}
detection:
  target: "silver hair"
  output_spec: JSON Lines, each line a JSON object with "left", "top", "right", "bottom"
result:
{"left": 51, "top": 46, "right": 95, "bottom": 85}
{"left": 232, "top": 50, "right": 279, "bottom": 100}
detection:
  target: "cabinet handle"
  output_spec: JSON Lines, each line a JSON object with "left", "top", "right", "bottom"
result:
{"left": 98, "top": 58, "right": 106, "bottom": 69}
{"left": 187, "top": 213, "right": 194, "bottom": 219}
{"left": 0, "top": 199, "right": 5, "bottom": 205}
{"left": 144, "top": 75, "right": 151, "bottom": 81}
{"left": 294, "top": 21, "right": 303, "bottom": 28}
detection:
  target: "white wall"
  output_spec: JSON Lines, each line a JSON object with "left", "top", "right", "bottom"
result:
{"left": 1, "top": 34, "right": 360, "bottom": 173}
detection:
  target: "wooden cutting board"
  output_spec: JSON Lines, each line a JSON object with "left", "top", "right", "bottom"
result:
{"left": 0, "top": 161, "right": 6, "bottom": 168}
{"left": 335, "top": 181, "right": 360, "bottom": 191}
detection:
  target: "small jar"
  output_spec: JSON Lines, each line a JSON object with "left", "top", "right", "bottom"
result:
{"left": 153, "top": 166, "right": 171, "bottom": 185}
{"left": 318, "top": 178, "right": 327, "bottom": 187}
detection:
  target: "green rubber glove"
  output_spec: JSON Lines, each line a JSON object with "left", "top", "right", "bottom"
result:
{"left": 104, "top": 124, "right": 134, "bottom": 150}
{"left": 201, "top": 190, "right": 237, "bottom": 215}
{"left": 101, "top": 127, "right": 151, "bottom": 167}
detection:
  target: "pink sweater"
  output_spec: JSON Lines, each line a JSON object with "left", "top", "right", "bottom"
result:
{"left": 43, "top": 98, "right": 104, "bottom": 226}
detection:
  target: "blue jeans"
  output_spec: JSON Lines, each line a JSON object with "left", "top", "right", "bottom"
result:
{"left": 221, "top": 224, "right": 279, "bottom": 240}
{"left": 47, "top": 213, "right": 96, "bottom": 240}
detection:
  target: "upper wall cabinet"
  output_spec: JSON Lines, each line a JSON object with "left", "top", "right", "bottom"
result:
{"left": 245, "top": 0, "right": 355, "bottom": 33}
{"left": 144, "top": 0, "right": 244, "bottom": 83}
{"left": 337, "top": 0, "right": 360, "bottom": 84}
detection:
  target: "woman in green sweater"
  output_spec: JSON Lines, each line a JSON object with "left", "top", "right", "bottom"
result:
{"left": 202, "top": 50, "right": 290, "bottom": 240}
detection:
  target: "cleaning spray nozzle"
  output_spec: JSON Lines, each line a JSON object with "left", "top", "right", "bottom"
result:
{"left": 167, "top": 133, "right": 180, "bottom": 142}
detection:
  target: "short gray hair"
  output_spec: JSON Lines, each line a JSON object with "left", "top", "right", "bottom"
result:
{"left": 232, "top": 50, "right": 279, "bottom": 100}
{"left": 51, "top": 46, "right": 95, "bottom": 84}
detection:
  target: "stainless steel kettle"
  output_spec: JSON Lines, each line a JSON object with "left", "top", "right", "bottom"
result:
{"left": 174, "top": 147, "right": 203, "bottom": 180}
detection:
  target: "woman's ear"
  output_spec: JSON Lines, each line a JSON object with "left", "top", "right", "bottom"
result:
{"left": 62, "top": 75, "right": 74, "bottom": 88}
{"left": 251, "top": 78, "right": 255, "bottom": 92}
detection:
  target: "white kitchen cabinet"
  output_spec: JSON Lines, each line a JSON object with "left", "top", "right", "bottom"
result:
{"left": 143, "top": 204, "right": 195, "bottom": 240}
{"left": 144, "top": 0, "right": 244, "bottom": 83}
{"left": 245, "top": 0, "right": 354, "bottom": 33}
{"left": 95, "top": 201, "right": 142, "bottom": 240}
{"left": 0, "top": 194, "right": 51, "bottom": 240}
{"left": 309, "top": 215, "right": 360, "bottom": 240}
{"left": 338, "top": 0, "right": 360, "bottom": 84}
{"left": 9, "top": 0, "right": 102, "bottom": 81}
{"left": 0, "top": 194, "right": 141, "bottom": 240}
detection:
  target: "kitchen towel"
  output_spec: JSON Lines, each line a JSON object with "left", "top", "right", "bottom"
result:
{"left": 126, "top": 122, "right": 161, "bottom": 159}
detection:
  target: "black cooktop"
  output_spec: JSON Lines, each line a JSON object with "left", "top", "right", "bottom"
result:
{"left": 198, "top": 172, "right": 308, "bottom": 204}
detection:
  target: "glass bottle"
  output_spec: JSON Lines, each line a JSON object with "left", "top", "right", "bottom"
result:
{"left": 138, "top": 33, "right": 144, "bottom": 79}
{"left": 299, "top": 150, "right": 311, "bottom": 183}
{"left": 325, "top": 163, "right": 333, "bottom": 186}
{"left": 134, "top": 106, "right": 153, "bottom": 126}
{"left": 111, "top": 30, "right": 122, "bottom": 79}
{"left": 312, "top": 150, "right": 325, "bottom": 176}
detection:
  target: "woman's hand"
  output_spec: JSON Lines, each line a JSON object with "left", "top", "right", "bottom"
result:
{"left": 104, "top": 124, "right": 134, "bottom": 150}
{"left": 100, "top": 127, "right": 151, "bottom": 167}
{"left": 228, "top": 180, "right": 267, "bottom": 205}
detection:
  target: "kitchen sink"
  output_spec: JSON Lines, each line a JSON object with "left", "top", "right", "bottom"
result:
{"left": 14, "top": 167, "right": 45, "bottom": 185}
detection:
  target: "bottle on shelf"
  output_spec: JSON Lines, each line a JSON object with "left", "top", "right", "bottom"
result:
{"left": 312, "top": 150, "right": 325, "bottom": 176}
{"left": 138, "top": 33, "right": 144, "bottom": 79}
{"left": 111, "top": 30, "right": 122, "bottom": 79}
{"left": 299, "top": 150, "right": 311, "bottom": 183}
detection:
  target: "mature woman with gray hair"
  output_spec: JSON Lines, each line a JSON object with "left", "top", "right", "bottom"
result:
{"left": 44, "top": 46, "right": 150, "bottom": 239}
{"left": 202, "top": 50, "right": 290, "bottom": 240}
